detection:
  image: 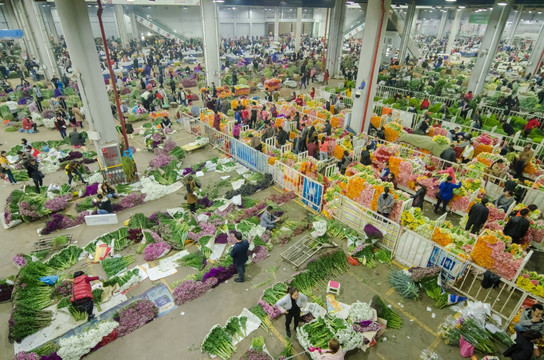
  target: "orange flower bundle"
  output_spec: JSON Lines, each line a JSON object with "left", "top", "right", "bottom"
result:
{"left": 388, "top": 156, "right": 402, "bottom": 178}
{"left": 299, "top": 161, "right": 317, "bottom": 175}
{"left": 200, "top": 112, "right": 206, "bottom": 121}
{"left": 432, "top": 227, "right": 453, "bottom": 247}
{"left": 331, "top": 116, "right": 340, "bottom": 128}
{"left": 470, "top": 233, "right": 497, "bottom": 269}
{"left": 347, "top": 177, "right": 366, "bottom": 200}
{"left": 268, "top": 157, "right": 276, "bottom": 165}
{"left": 524, "top": 162, "right": 537, "bottom": 174}
{"left": 370, "top": 184, "right": 385, "bottom": 212}
{"left": 476, "top": 154, "right": 492, "bottom": 167}
{"left": 384, "top": 125, "right": 400, "bottom": 142}
{"left": 275, "top": 118, "right": 284, "bottom": 128}
{"left": 474, "top": 144, "right": 493, "bottom": 157}
{"left": 371, "top": 116, "right": 382, "bottom": 130}
{"left": 333, "top": 144, "right": 345, "bottom": 160}
{"left": 289, "top": 131, "right": 297, "bottom": 140}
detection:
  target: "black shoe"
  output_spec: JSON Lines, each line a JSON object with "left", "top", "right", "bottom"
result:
{"left": 234, "top": 278, "right": 244, "bottom": 282}
{"left": 286, "top": 329, "right": 291, "bottom": 337}
{"left": 87, "top": 314, "right": 95, "bottom": 322}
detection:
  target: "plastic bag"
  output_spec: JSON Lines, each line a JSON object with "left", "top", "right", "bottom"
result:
{"left": 459, "top": 335, "right": 474, "bottom": 357}
{"left": 39, "top": 275, "right": 59, "bottom": 285}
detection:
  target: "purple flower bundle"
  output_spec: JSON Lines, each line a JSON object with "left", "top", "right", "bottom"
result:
{"left": 116, "top": 299, "right": 159, "bottom": 337}
{"left": 240, "top": 349, "right": 270, "bottom": 360}
{"left": 364, "top": 224, "right": 383, "bottom": 240}
{"left": 17, "top": 97, "right": 33, "bottom": 105}
{"left": 172, "top": 277, "right": 218, "bottom": 305}
{"left": 251, "top": 246, "right": 269, "bottom": 263}
{"left": 59, "top": 151, "right": 83, "bottom": 163}
{"left": 409, "top": 266, "right": 442, "bottom": 283}
{"left": 82, "top": 182, "right": 99, "bottom": 198}
{"left": 37, "top": 353, "right": 61, "bottom": 360}
{"left": 44, "top": 194, "right": 72, "bottom": 213}
{"left": 12, "top": 254, "right": 27, "bottom": 267}
{"left": 18, "top": 202, "right": 41, "bottom": 220}
{"left": 239, "top": 203, "right": 266, "bottom": 222}
{"left": 149, "top": 154, "right": 173, "bottom": 169}
{"left": 214, "top": 203, "right": 234, "bottom": 217}
{"left": 352, "top": 243, "right": 371, "bottom": 255}
{"left": 201, "top": 265, "right": 237, "bottom": 286}
{"left": 40, "top": 212, "right": 87, "bottom": 235}
{"left": 151, "top": 133, "right": 163, "bottom": 142}
{"left": 352, "top": 321, "right": 381, "bottom": 333}
{"left": 119, "top": 193, "right": 146, "bottom": 209}
{"left": 51, "top": 281, "right": 72, "bottom": 298}
{"left": 143, "top": 229, "right": 163, "bottom": 243}
{"left": 13, "top": 351, "right": 39, "bottom": 360}
{"left": 163, "top": 139, "right": 177, "bottom": 152}
{"left": 143, "top": 241, "right": 171, "bottom": 261}
{"left": 269, "top": 191, "right": 297, "bottom": 205}
{"left": 127, "top": 228, "right": 143, "bottom": 243}
{"left": 197, "top": 195, "right": 214, "bottom": 208}
{"left": 215, "top": 233, "right": 228, "bottom": 244}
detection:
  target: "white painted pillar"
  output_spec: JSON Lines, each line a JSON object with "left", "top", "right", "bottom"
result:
{"left": 446, "top": 8, "right": 463, "bottom": 55}
{"left": 351, "top": 0, "right": 390, "bottom": 133}
{"left": 295, "top": 8, "right": 303, "bottom": 52}
{"left": 53, "top": 0, "right": 118, "bottom": 148}
{"left": 467, "top": 0, "right": 512, "bottom": 95}
{"left": 41, "top": 4, "right": 59, "bottom": 43}
{"left": 16, "top": 0, "right": 59, "bottom": 79}
{"left": 201, "top": 0, "right": 221, "bottom": 86}
{"left": 274, "top": 7, "right": 279, "bottom": 39}
{"left": 437, "top": 10, "right": 448, "bottom": 39}
{"left": 507, "top": 6, "right": 523, "bottom": 46}
{"left": 114, "top": 5, "right": 129, "bottom": 48}
{"left": 128, "top": 6, "right": 139, "bottom": 40}
{"left": 325, "top": 0, "right": 347, "bottom": 76}
{"left": 526, "top": 24, "right": 544, "bottom": 77}
{"left": 398, "top": 1, "right": 416, "bottom": 66}
{"left": 411, "top": 8, "right": 419, "bottom": 36}
{"left": 2, "top": 1, "right": 26, "bottom": 52}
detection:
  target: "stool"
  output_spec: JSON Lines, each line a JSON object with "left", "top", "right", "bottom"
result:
{"left": 327, "top": 280, "right": 341, "bottom": 295}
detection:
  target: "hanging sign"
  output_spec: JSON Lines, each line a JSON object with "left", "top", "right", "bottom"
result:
{"left": 469, "top": 14, "right": 490, "bottom": 25}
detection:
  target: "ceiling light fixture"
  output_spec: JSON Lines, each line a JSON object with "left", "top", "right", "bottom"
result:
{"left": 459, "top": 5, "right": 466, "bottom": 8}
{"left": 497, "top": 2, "right": 507, "bottom": 5}
{"left": 445, "top": 0, "right": 456, "bottom": 2}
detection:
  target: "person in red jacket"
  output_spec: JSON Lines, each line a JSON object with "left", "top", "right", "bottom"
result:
{"left": 524, "top": 117, "right": 540, "bottom": 137}
{"left": 22, "top": 117, "right": 37, "bottom": 132}
{"left": 71, "top": 271, "right": 100, "bottom": 321}
{"left": 420, "top": 98, "right": 430, "bottom": 110}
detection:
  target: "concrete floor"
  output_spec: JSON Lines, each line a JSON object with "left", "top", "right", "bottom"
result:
{"left": 0, "top": 77, "right": 520, "bottom": 360}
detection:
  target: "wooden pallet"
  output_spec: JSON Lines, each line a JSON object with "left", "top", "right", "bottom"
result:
{"left": 280, "top": 235, "right": 336, "bottom": 269}
{"left": 33, "top": 234, "right": 73, "bottom": 252}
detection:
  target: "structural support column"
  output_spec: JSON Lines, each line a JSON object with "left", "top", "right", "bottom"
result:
{"left": 41, "top": 4, "right": 59, "bottom": 43}
{"left": 446, "top": 8, "right": 463, "bottom": 55}
{"left": 54, "top": 0, "right": 118, "bottom": 149}
{"left": 3, "top": 1, "right": 26, "bottom": 54}
{"left": 467, "top": 0, "right": 512, "bottom": 95}
{"left": 398, "top": 0, "right": 416, "bottom": 66}
{"left": 507, "top": 6, "right": 523, "bottom": 46}
{"left": 411, "top": 8, "right": 419, "bottom": 36}
{"left": 295, "top": 8, "right": 303, "bottom": 52}
{"left": 128, "top": 6, "right": 139, "bottom": 40}
{"left": 274, "top": 7, "right": 279, "bottom": 39}
{"left": 325, "top": 0, "right": 347, "bottom": 76}
{"left": 201, "top": 0, "right": 221, "bottom": 86}
{"left": 526, "top": 24, "right": 544, "bottom": 77}
{"left": 114, "top": 5, "right": 129, "bottom": 48}
{"left": 351, "top": 0, "right": 390, "bottom": 133}
{"left": 15, "top": 0, "right": 59, "bottom": 80}
{"left": 437, "top": 10, "right": 448, "bottom": 39}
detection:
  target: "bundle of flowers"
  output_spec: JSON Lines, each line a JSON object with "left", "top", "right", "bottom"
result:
{"left": 432, "top": 227, "right": 453, "bottom": 247}
{"left": 115, "top": 299, "right": 158, "bottom": 337}
{"left": 44, "top": 194, "right": 72, "bottom": 213}
{"left": 486, "top": 205, "right": 506, "bottom": 222}
{"left": 431, "top": 127, "right": 448, "bottom": 137}
{"left": 252, "top": 246, "right": 269, "bottom": 263}
{"left": 528, "top": 221, "right": 544, "bottom": 243}
{"left": 473, "top": 142, "right": 494, "bottom": 157}
{"left": 471, "top": 230, "right": 525, "bottom": 280}
{"left": 432, "top": 135, "right": 450, "bottom": 146}
{"left": 439, "top": 316, "right": 496, "bottom": 354}
{"left": 371, "top": 144, "right": 399, "bottom": 168}
{"left": 12, "top": 254, "right": 27, "bottom": 268}
{"left": 401, "top": 208, "right": 426, "bottom": 230}
{"left": 142, "top": 241, "right": 171, "bottom": 261}
{"left": 57, "top": 320, "right": 119, "bottom": 360}
{"left": 409, "top": 266, "right": 442, "bottom": 283}
{"left": 516, "top": 271, "right": 544, "bottom": 298}
{"left": 13, "top": 352, "right": 39, "bottom": 360}
{"left": 398, "top": 160, "right": 414, "bottom": 187}
{"left": 383, "top": 122, "right": 403, "bottom": 142}
{"left": 149, "top": 154, "right": 173, "bottom": 169}
{"left": 353, "top": 185, "right": 374, "bottom": 208}
{"left": 201, "top": 265, "right": 237, "bottom": 286}
{"left": 449, "top": 195, "right": 470, "bottom": 213}
{"left": 172, "top": 277, "right": 218, "bottom": 305}
{"left": 119, "top": 192, "right": 146, "bottom": 208}
{"left": 40, "top": 212, "right": 88, "bottom": 235}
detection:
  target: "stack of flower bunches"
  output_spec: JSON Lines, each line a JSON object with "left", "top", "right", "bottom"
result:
{"left": 9, "top": 262, "right": 55, "bottom": 343}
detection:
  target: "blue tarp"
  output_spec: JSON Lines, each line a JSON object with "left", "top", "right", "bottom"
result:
{"left": 0, "top": 30, "right": 23, "bottom": 39}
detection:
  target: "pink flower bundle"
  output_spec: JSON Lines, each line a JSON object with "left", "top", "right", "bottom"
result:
{"left": 398, "top": 161, "right": 413, "bottom": 187}
{"left": 528, "top": 225, "right": 544, "bottom": 243}
{"left": 258, "top": 299, "right": 283, "bottom": 319}
{"left": 143, "top": 241, "right": 172, "bottom": 261}
{"left": 389, "top": 201, "right": 403, "bottom": 222}
{"left": 163, "top": 139, "right": 177, "bottom": 152}
{"left": 143, "top": 229, "right": 163, "bottom": 243}
{"left": 116, "top": 299, "right": 159, "bottom": 337}
{"left": 44, "top": 194, "right": 72, "bottom": 213}
{"left": 18, "top": 202, "right": 41, "bottom": 220}
{"left": 432, "top": 127, "right": 448, "bottom": 137}
{"left": 372, "top": 146, "right": 396, "bottom": 169}
{"left": 12, "top": 254, "right": 27, "bottom": 267}
{"left": 476, "top": 133, "right": 494, "bottom": 146}
{"left": 149, "top": 154, "right": 173, "bottom": 169}
{"left": 487, "top": 206, "right": 506, "bottom": 222}
{"left": 14, "top": 352, "right": 39, "bottom": 360}
{"left": 483, "top": 221, "right": 504, "bottom": 232}
{"left": 449, "top": 196, "right": 470, "bottom": 213}
{"left": 418, "top": 177, "right": 439, "bottom": 199}
{"left": 355, "top": 185, "right": 374, "bottom": 208}
{"left": 227, "top": 232, "right": 237, "bottom": 245}
{"left": 119, "top": 193, "right": 146, "bottom": 209}
{"left": 172, "top": 277, "right": 218, "bottom": 305}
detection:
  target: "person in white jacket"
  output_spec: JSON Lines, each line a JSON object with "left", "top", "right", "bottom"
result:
{"left": 275, "top": 287, "right": 308, "bottom": 337}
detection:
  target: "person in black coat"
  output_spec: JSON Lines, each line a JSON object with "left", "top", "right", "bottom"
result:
{"left": 503, "top": 330, "right": 541, "bottom": 360}
{"left": 26, "top": 158, "right": 43, "bottom": 193}
{"left": 323, "top": 120, "right": 332, "bottom": 136}
{"left": 411, "top": 183, "right": 427, "bottom": 209}
{"left": 465, "top": 197, "right": 490, "bottom": 234}
{"left": 504, "top": 209, "right": 531, "bottom": 244}
{"left": 502, "top": 119, "right": 515, "bottom": 136}
{"left": 277, "top": 126, "right": 288, "bottom": 147}
{"left": 440, "top": 144, "right": 457, "bottom": 163}
{"left": 230, "top": 231, "right": 249, "bottom": 283}
{"left": 359, "top": 147, "right": 371, "bottom": 166}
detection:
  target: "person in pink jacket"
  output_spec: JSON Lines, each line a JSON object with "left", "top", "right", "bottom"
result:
{"left": 22, "top": 117, "right": 37, "bottom": 132}
{"left": 316, "top": 338, "right": 344, "bottom": 360}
